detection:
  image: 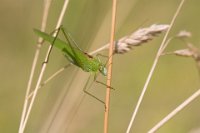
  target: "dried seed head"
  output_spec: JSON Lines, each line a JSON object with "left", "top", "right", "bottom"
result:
{"left": 176, "top": 30, "right": 192, "bottom": 38}
{"left": 187, "top": 43, "right": 200, "bottom": 61}
{"left": 173, "top": 49, "right": 193, "bottom": 57}
{"left": 115, "top": 24, "right": 169, "bottom": 54}
{"left": 163, "top": 44, "right": 200, "bottom": 62}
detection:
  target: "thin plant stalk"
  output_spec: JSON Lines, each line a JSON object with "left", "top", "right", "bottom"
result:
{"left": 89, "top": 44, "right": 109, "bottom": 55}
{"left": 26, "top": 64, "right": 71, "bottom": 99}
{"left": 148, "top": 44, "right": 200, "bottom": 133}
{"left": 148, "top": 88, "right": 200, "bottom": 133}
{"left": 126, "top": 0, "right": 186, "bottom": 132}
{"left": 18, "top": 0, "right": 52, "bottom": 132}
{"left": 20, "top": 0, "right": 70, "bottom": 132}
{"left": 104, "top": 0, "right": 117, "bottom": 133}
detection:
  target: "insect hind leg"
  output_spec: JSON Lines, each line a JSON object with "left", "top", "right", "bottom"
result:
{"left": 60, "top": 27, "right": 83, "bottom": 51}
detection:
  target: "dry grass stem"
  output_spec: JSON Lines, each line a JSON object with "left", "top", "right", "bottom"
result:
{"left": 126, "top": 0, "right": 186, "bottom": 132}
{"left": 149, "top": 43, "right": 200, "bottom": 133}
{"left": 149, "top": 39, "right": 200, "bottom": 133}
{"left": 104, "top": 0, "right": 117, "bottom": 133}
{"left": 18, "top": 0, "right": 52, "bottom": 132}
{"left": 26, "top": 64, "right": 71, "bottom": 99}
{"left": 148, "top": 88, "right": 200, "bottom": 133}
{"left": 161, "top": 30, "right": 192, "bottom": 56}
{"left": 20, "top": 0, "right": 70, "bottom": 132}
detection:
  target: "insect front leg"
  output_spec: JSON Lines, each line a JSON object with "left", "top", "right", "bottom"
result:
{"left": 83, "top": 75, "right": 105, "bottom": 105}
{"left": 95, "top": 81, "right": 115, "bottom": 90}
{"left": 96, "top": 53, "right": 115, "bottom": 69}
{"left": 94, "top": 74, "right": 115, "bottom": 90}
{"left": 43, "top": 26, "right": 62, "bottom": 64}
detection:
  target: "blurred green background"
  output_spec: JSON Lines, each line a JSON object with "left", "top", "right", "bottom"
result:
{"left": 1, "top": 0, "right": 200, "bottom": 133}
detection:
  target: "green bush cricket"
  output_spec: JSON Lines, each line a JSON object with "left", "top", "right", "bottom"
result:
{"left": 34, "top": 26, "right": 112, "bottom": 104}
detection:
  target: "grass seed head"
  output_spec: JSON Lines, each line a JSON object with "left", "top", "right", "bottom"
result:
{"left": 115, "top": 24, "right": 169, "bottom": 54}
{"left": 176, "top": 30, "right": 192, "bottom": 38}
{"left": 164, "top": 44, "right": 200, "bottom": 62}
{"left": 173, "top": 49, "right": 193, "bottom": 57}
